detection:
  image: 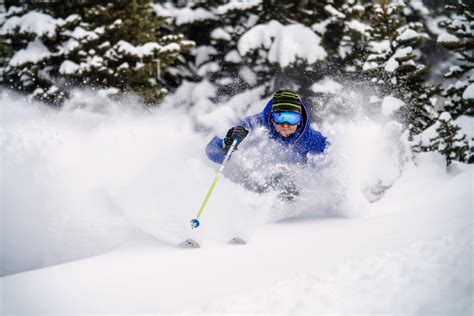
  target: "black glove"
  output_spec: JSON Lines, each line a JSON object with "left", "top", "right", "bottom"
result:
{"left": 223, "top": 126, "right": 249, "bottom": 154}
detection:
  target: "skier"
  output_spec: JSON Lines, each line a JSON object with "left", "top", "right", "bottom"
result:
{"left": 205, "top": 90, "right": 328, "bottom": 200}
{"left": 183, "top": 90, "right": 328, "bottom": 248}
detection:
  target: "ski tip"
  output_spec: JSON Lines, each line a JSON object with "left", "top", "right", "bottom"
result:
{"left": 229, "top": 237, "right": 247, "bottom": 245}
{"left": 179, "top": 239, "right": 200, "bottom": 248}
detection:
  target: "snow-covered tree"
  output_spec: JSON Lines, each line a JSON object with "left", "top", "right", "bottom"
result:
{"left": 0, "top": 6, "right": 68, "bottom": 103}
{"left": 0, "top": 6, "right": 24, "bottom": 76}
{"left": 311, "top": 0, "right": 369, "bottom": 77}
{"left": 361, "top": 0, "right": 437, "bottom": 134}
{"left": 1, "top": 1, "right": 194, "bottom": 105}
{"left": 157, "top": 1, "right": 341, "bottom": 101}
{"left": 420, "top": 112, "right": 472, "bottom": 165}
{"left": 153, "top": 1, "right": 255, "bottom": 99}
{"left": 436, "top": 0, "right": 473, "bottom": 118}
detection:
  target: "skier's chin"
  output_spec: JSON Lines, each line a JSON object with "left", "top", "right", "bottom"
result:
{"left": 279, "top": 131, "right": 295, "bottom": 138}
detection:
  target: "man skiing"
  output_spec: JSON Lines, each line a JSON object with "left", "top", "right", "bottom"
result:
{"left": 182, "top": 90, "right": 328, "bottom": 247}
{"left": 205, "top": 90, "right": 328, "bottom": 199}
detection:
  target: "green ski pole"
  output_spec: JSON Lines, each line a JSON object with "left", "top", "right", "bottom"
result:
{"left": 190, "top": 138, "right": 238, "bottom": 229}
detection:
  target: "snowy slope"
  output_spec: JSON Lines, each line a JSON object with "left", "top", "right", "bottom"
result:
{"left": 2, "top": 156, "right": 472, "bottom": 314}
{"left": 1, "top": 89, "right": 472, "bottom": 314}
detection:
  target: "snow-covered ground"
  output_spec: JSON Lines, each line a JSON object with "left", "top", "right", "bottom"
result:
{"left": 1, "top": 89, "right": 472, "bottom": 314}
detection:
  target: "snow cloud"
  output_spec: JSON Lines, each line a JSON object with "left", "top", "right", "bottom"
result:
{"left": 382, "top": 96, "right": 405, "bottom": 116}
{"left": 0, "top": 80, "right": 450, "bottom": 277}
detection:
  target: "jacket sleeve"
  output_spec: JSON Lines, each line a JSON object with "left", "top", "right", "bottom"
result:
{"left": 307, "top": 129, "right": 328, "bottom": 154}
{"left": 238, "top": 113, "right": 265, "bottom": 131}
{"left": 205, "top": 136, "right": 226, "bottom": 164}
{"left": 205, "top": 113, "right": 264, "bottom": 164}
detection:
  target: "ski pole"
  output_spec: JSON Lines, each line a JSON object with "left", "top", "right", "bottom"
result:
{"left": 190, "top": 138, "right": 238, "bottom": 229}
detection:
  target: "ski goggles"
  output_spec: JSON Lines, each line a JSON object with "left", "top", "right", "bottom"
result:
{"left": 271, "top": 111, "right": 302, "bottom": 125}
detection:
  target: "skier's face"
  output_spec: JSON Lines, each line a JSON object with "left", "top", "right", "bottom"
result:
{"left": 272, "top": 121, "right": 299, "bottom": 138}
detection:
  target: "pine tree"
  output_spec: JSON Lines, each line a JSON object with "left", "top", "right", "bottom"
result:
{"left": 192, "top": 0, "right": 262, "bottom": 98}
{"left": 169, "top": 0, "right": 337, "bottom": 100}
{"left": 236, "top": 0, "right": 333, "bottom": 96}
{"left": 153, "top": 0, "right": 244, "bottom": 98}
{"left": 0, "top": 1, "right": 194, "bottom": 105}
{"left": 361, "top": 0, "right": 436, "bottom": 134}
{"left": 437, "top": 0, "right": 473, "bottom": 118}
{"left": 312, "top": 0, "right": 369, "bottom": 78}
{"left": 0, "top": 5, "right": 66, "bottom": 103}
{"left": 422, "top": 112, "right": 471, "bottom": 166}
{"left": 0, "top": 6, "right": 25, "bottom": 78}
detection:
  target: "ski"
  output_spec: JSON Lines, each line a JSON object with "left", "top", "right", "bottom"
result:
{"left": 229, "top": 237, "right": 247, "bottom": 245}
{"left": 179, "top": 238, "right": 246, "bottom": 248}
{"left": 179, "top": 239, "right": 200, "bottom": 248}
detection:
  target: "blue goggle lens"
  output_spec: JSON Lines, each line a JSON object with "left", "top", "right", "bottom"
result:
{"left": 271, "top": 111, "right": 302, "bottom": 125}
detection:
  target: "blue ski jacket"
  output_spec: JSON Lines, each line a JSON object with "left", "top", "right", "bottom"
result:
{"left": 206, "top": 98, "right": 328, "bottom": 164}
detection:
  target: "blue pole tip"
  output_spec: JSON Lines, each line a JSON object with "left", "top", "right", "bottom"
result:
{"left": 190, "top": 219, "right": 200, "bottom": 229}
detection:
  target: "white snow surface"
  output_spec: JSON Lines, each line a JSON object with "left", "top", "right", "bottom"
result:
{"left": 210, "top": 27, "right": 231, "bottom": 41}
{"left": 385, "top": 47, "right": 413, "bottom": 72}
{"left": 324, "top": 4, "right": 346, "bottom": 19}
{"left": 1, "top": 11, "right": 60, "bottom": 36}
{"left": 68, "top": 26, "right": 99, "bottom": 41}
{"left": 59, "top": 60, "right": 80, "bottom": 74}
{"left": 409, "top": 0, "right": 430, "bottom": 15}
{"left": 238, "top": 21, "right": 327, "bottom": 68}
{"left": 368, "top": 40, "right": 391, "bottom": 54}
{"left": 417, "top": 113, "right": 472, "bottom": 148}
{"left": 311, "top": 20, "right": 330, "bottom": 35}
{"left": 216, "top": 0, "right": 261, "bottom": 15}
{"left": 381, "top": 95, "right": 405, "bottom": 116}
{"left": 398, "top": 28, "right": 420, "bottom": 41}
{"left": 437, "top": 32, "right": 461, "bottom": 44}
{"left": 224, "top": 49, "right": 242, "bottom": 63}
{"left": 176, "top": 8, "right": 217, "bottom": 25}
{"left": 194, "top": 46, "right": 218, "bottom": 66}
{"left": 153, "top": 4, "right": 217, "bottom": 25}
{"left": 267, "top": 24, "right": 327, "bottom": 67}
{"left": 9, "top": 38, "right": 50, "bottom": 66}
{"left": 111, "top": 40, "right": 161, "bottom": 58}
{"left": 239, "top": 66, "right": 257, "bottom": 86}
{"left": 363, "top": 61, "right": 379, "bottom": 71}
{"left": 462, "top": 83, "right": 474, "bottom": 100}
{"left": 346, "top": 19, "right": 369, "bottom": 34}
{"left": 311, "top": 78, "right": 343, "bottom": 94}
{"left": 59, "top": 38, "right": 80, "bottom": 54}
{"left": 455, "top": 115, "right": 474, "bottom": 148}
{"left": 1, "top": 86, "right": 472, "bottom": 315}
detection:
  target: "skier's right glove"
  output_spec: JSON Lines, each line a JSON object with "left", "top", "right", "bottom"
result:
{"left": 223, "top": 126, "right": 249, "bottom": 154}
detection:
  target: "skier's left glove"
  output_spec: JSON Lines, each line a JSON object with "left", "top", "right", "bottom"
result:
{"left": 223, "top": 126, "right": 249, "bottom": 154}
